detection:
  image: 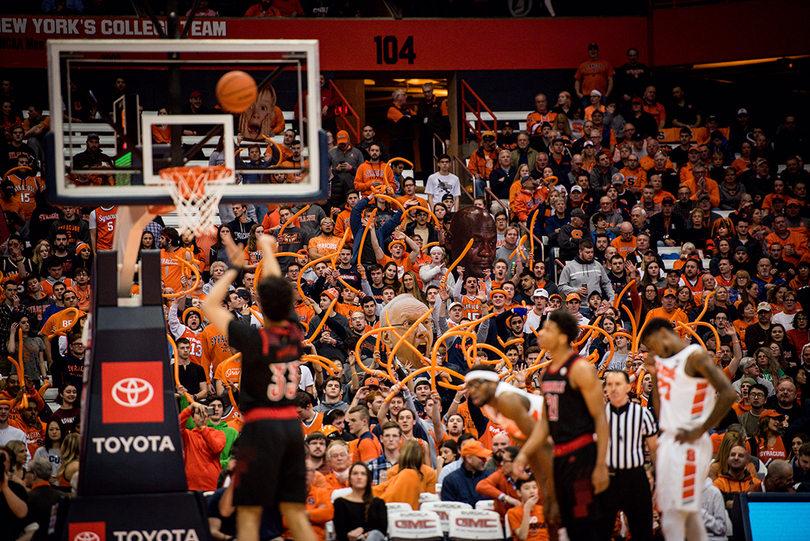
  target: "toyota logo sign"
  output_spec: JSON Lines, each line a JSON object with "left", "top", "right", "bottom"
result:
{"left": 112, "top": 378, "right": 154, "bottom": 408}
{"left": 75, "top": 533, "right": 101, "bottom": 541}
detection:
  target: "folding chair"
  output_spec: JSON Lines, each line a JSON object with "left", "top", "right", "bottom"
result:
{"left": 420, "top": 501, "right": 473, "bottom": 533}
{"left": 388, "top": 510, "right": 444, "bottom": 541}
{"left": 448, "top": 509, "right": 503, "bottom": 541}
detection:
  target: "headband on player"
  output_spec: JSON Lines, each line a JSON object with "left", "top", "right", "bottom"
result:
{"left": 465, "top": 370, "right": 500, "bottom": 384}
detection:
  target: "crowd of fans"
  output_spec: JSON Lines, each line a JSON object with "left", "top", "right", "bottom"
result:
{"left": 1, "top": 34, "right": 810, "bottom": 541}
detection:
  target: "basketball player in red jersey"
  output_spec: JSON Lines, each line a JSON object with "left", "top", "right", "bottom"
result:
{"left": 513, "top": 309, "right": 609, "bottom": 541}
{"left": 203, "top": 234, "right": 316, "bottom": 541}
{"left": 640, "top": 319, "right": 736, "bottom": 541}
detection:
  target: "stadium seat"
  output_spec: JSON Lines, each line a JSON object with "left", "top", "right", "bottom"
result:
{"left": 388, "top": 510, "right": 444, "bottom": 541}
{"left": 330, "top": 487, "right": 352, "bottom": 502}
{"left": 474, "top": 500, "right": 495, "bottom": 511}
{"left": 448, "top": 509, "right": 503, "bottom": 540}
{"left": 420, "top": 501, "right": 473, "bottom": 533}
{"left": 419, "top": 492, "right": 440, "bottom": 505}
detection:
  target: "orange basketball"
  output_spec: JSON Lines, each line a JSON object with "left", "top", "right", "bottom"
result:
{"left": 216, "top": 71, "right": 258, "bottom": 114}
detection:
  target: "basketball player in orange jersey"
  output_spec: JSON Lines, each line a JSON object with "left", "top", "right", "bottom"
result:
{"left": 466, "top": 365, "right": 560, "bottom": 540}
{"left": 640, "top": 319, "right": 737, "bottom": 541}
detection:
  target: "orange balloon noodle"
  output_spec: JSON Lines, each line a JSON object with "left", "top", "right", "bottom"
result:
{"left": 613, "top": 280, "right": 637, "bottom": 310}
{"left": 633, "top": 314, "right": 653, "bottom": 354}
{"left": 295, "top": 250, "right": 341, "bottom": 306}
{"left": 167, "top": 333, "right": 194, "bottom": 403}
{"left": 331, "top": 229, "right": 360, "bottom": 294}
{"left": 695, "top": 290, "right": 715, "bottom": 323}
{"left": 620, "top": 304, "right": 640, "bottom": 345}
{"left": 520, "top": 353, "right": 552, "bottom": 379}
{"left": 372, "top": 193, "right": 405, "bottom": 213}
{"left": 509, "top": 236, "right": 527, "bottom": 262}
{"left": 685, "top": 321, "right": 722, "bottom": 358}
{"left": 579, "top": 324, "right": 615, "bottom": 366}
{"left": 635, "top": 368, "right": 646, "bottom": 395}
{"left": 599, "top": 332, "right": 634, "bottom": 377}
{"left": 45, "top": 307, "right": 82, "bottom": 339}
{"left": 273, "top": 252, "right": 305, "bottom": 259}
{"left": 465, "top": 343, "right": 513, "bottom": 373}
{"left": 162, "top": 255, "right": 202, "bottom": 298}
{"left": 387, "top": 157, "right": 414, "bottom": 168}
{"left": 307, "top": 296, "right": 339, "bottom": 343}
{"left": 421, "top": 242, "right": 440, "bottom": 255}
{"left": 675, "top": 323, "right": 708, "bottom": 352}
{"left": 353, "top": 327, "right": 395, "bottom": 381}
{"left": 528, "top": 211, "right": 540, "bottom": 256}
{"left": 260, "top": 134, "right": 284, "bottom": 158}
{"left": 404, "top": 205, "right": 442, "bottom": 228}
{"left": 440, "top": 238, "right": 474, "bottom": 289}
{"left": 277, "top": 205, "right": 310, "bottom": 239}
{"left": 384, "top": 309, "right": 437, "bottom": 382}
{"left": 572, "top": 316, "right": 601, "bottom": 348}
{"left": 497, "top": 335, "right": 524, "bottom": 349}
{"left": 300, "top": 354, "right": 341, "bottom": 377}
{"left": 356, "top": 208, "right": 378, "bottom": 264}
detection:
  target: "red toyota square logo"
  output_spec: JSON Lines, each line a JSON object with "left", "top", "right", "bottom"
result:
{"left": 102, "top": 362, "right": 164, "bottom": 424}
{"left": 70, "top": 522, "right": 105, "bottom": 541}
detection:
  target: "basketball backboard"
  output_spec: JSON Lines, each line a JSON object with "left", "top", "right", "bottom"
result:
{"left": 45, "top": 39, "right": 328, "bottom": 206}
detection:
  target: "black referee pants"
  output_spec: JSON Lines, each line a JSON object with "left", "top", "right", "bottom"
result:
{"left": 596, "top": 466, "right": 653, "bottom": 541}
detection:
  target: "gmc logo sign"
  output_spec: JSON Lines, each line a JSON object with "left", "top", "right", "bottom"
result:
{"left": 455, "top": 518, "right": 499, "bottom": 528}
{"left": 394, "top": 520, "right": 437, "bottom": 529}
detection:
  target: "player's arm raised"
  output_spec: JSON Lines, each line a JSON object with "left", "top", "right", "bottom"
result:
{"left": 677, "top": 350, "right": 737, "bottom": 443}
{"left": 569, "top": 359, "right": 610, "bottom": 495}
{"left": 201, "top": 235, "right": 246, "bottom": 339}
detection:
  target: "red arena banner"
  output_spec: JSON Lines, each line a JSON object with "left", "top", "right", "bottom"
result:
{"left": 0, "top": 16, "right": 648, "bottom": 71}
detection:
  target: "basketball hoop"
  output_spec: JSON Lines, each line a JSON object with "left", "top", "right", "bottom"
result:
{"left": 158, "top": 166, "right": 233, "bottom": 236}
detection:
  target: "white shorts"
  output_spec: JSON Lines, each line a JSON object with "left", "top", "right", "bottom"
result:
{"left": 655, "top": 433, "right": 712, "bottom": 513}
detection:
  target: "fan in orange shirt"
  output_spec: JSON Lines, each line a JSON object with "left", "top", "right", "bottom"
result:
{"left": 646, "top": 288, "right": 689, "bottom": 338}
{"left": 610, "top": 222, "right": 637, "bottom": 259}
{"left": 354, "top": 144, "right": 395, "bottom": 196}
{"left": 298, "top": 391, "right": 325, "bottom": 438}
{"left": 346, "top": 406, "right": 382, "bottom": 463}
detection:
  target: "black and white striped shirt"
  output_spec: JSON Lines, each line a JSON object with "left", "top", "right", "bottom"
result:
{"left": 605, "top": 401, "right": 658, "bottom": 469}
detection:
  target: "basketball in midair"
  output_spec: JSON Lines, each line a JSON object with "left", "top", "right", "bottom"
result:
{"left": 216, "top": 71, "right": 258, "bottom": 113}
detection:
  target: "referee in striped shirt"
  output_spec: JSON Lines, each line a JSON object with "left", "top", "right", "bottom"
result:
{"left": 597, "top": 370, "right": 659, "bottom": 541}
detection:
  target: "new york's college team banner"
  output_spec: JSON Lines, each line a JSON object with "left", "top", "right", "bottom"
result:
{"left": 0, "top": 15, "right": 648, "bottom": 71}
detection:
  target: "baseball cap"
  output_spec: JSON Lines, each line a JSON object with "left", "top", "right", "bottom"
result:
{"left": 734, "top": 245, "right": 748, "bottom": 254}
{"left": 688, "top": 147, "right": 699, "bottom": 154}
{"left": 588, "top": 43, "right": 599, "bottom": 49}
{"left": 413, "top": 377, "right": 431, "bottom": 390}
{"left": 631, "top": 132, "right": 644, "bottom": 142}
{"left": 571, "top": 208, "right": 587, "bottom": 219}
{"left": 489, "top": 289, "right": 507, "bottom": 300}
{"left": 0, "top": 180, "right": 13, "bottom": 191}
{"left": 698, "top": 194, "right": 712, "bottom": 202}
{"left": 612, "top": 173, "right": 625, "bottom": 185}
{"left": 662, "top": 196, "right": 675, "bottom": 205}
{"left": 590, "top": 90, "right": 602, "bottom": 97}
{"left": 482, "top": 131, "right": 496, "bottom": 140}
{"left": 583, "top": 141, "right": 594, "bottom": 148}
{"left": 632, "top": 97, "right": 643, "bottom": 105}
{"left": 663, "top": 288, "right": 677, "bottom": 298}
{"left": 364, "top": 377, "right": 380, "bottom": 388}
{"left": 757, "top": 302, "right": 772, "bottom": 313}
{"left": 532, "top": 288, "right": 549, "bottom": 299}
{"left": 737, "top": 108, "right": 749, "bottom": 116}
{"left": 190, "top": 91, "right": 202, "bottom": 99}
{"left": 706, "top": 115, "right": 718, "bottom": 122}
{"left": 320, "top": 425, "right": 340, "bottom": 437}
{"left": 549, "top": 293, "right": 563, "bottom": 302}
{"left": 449, "top": 301, "right": 463, "bottom": 311}
{"left": 787, "top": 198, "right": 802, "bottom": 207}
{"left": 336, "top": 130, "right": 349, "bottom": 143}
{"left": 502, "top": 121, "right": 512, "bottom": 129}
{"left": 741, "top": 377, "right": 758, "bottom": 387}
{"left": 461, "top": 440, "right": 492, "bottom": 458}
{"left": 566, "top": 293, "right": 581, "bottom": 302}
{"left": 236, "top": 289, "right": 251, "bottom": 300}
{"left": 86, "top": 133, "right": 99, "bottom": 141}
{"left": 571, "top": 185, "right": 583, "bottom": 193}
{"left": 760, "top": 409, "right": 784, "bottom": 419}
{"left": 588, "top": 290, "right": 602, "bottom": 299}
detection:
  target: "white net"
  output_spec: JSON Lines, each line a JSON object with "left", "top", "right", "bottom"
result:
{"left": 158, "top": 166, "right": 233, "bottom": 237}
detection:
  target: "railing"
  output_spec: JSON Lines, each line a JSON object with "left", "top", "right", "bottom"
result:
{"left": 649, "top": 0, "right": 734, "bottom": 8}
{"left": 460, "top": 80, "right": 497, "bottom": 144}
{"left": 329, "top": 80, "right": 361, "bottom": 145}
{"left": 432, "top": 132, "right": 447, "bottom": 170}
{"left": 452, "top": 155, "right": 477, "bottom": 205}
